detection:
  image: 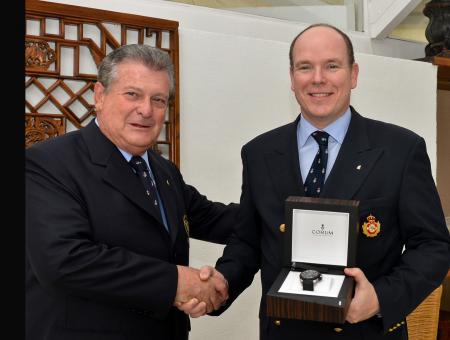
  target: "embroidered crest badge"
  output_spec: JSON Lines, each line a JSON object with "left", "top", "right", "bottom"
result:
{"left": 183, "top": 214, "right": 190, "bottom": 238}
{"left": 362, "top": 214, "right": 381, "bottom": 237}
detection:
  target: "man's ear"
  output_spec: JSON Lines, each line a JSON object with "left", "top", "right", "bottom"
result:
{"left": 351, "top": 63, "right": 359, "bottom": 89}
{"left": 289, "top": 67, "right": 295, "bottom": 92}
{"left": 93, "top": 82, "right": 105, "bottom": 112}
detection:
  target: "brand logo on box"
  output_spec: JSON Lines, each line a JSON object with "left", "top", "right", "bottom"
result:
{"left": 312, "top": 224, "right": 334, "bottom": 236}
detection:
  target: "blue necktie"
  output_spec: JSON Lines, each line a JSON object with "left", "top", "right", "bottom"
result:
{"left": 303, "top": 131, "right": 329, "bottom": 197}
{"left": 129, "top": 156, "right": 168, "bottom": 229}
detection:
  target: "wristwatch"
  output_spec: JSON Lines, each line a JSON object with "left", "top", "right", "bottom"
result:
{"left": 299, "top": 269, "right": 322, "bottom": 291}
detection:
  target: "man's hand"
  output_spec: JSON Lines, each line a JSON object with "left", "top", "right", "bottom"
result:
{"left": 174, "top": 265, "right": 228, "bottom": 317}
{"left": 344, "top": 267, "right": 380, "bottom": 323}
{"left": 199, "top": 265, "right": 228, "bottom": 304}
{"left": 174, "top": 298, "right": 207, "bottom": 318}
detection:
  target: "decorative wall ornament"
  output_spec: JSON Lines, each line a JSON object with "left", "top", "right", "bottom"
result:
{"left": 423, "top": 0, "right": 450, "bottom": 57}
{"left": 25, "top": 39, "right": 56, "bottom": 70}
{"left": 420, "top": 0, "right": 450, "bottom": 91}
{"left": 25, "top": 115, "right": 65, "bottom": 148}
{"left": 25, "top": 0, "right": 180, "bottom": 165}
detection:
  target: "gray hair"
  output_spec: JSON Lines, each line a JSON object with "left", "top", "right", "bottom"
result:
{"left": 97, "top": 44, "right": 175, "bottom": 99}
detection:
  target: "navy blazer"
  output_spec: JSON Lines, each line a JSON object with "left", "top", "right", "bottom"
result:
{"left": 216, "top": 107, "right": 449, "bottom": 340}
{"left": 26, "top": 121, "right": 237, "bottom": 340}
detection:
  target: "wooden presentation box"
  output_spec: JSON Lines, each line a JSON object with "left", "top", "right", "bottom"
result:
{"left": 267, "top": 196, "right": 359, "bottom": 324}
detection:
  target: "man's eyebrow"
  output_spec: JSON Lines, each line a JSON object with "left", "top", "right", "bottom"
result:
{"left": 122, "top": 86, "right": 141, "bottom": 91}
{"left": 324, "top": 58, "right": 343, "bottom": 63}
{"left": 293, "top": 60, "right": 311, "bottom": 68}
{"left": 293, "top": 58, "right": 343, "bottom": 67}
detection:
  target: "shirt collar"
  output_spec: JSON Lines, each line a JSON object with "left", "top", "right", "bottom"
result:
{"left": 95, "top": 118, "right": 149, "bottom": 165}
{"left": 298, "top": 107, "right": 351, "bottom": 147}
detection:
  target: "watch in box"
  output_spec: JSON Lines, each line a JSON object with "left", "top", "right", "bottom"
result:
{"left": 299, "top": 269, "right": 322, "bottom": 291}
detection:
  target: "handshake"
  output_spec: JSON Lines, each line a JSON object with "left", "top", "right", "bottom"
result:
{"left": 174, "top": 265, "right": 228, "bottom": 318}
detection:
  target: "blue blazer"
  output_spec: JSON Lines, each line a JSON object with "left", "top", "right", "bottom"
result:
{"left": 216, "top": 107, "right": 449, "bottom": 340}
{"left": 26, "top": 120, "right": 237, "bottom": 340}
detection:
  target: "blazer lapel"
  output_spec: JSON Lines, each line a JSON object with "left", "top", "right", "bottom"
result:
{"left": 103, "top": 152, "right": 168, "bottom": 224}
{"left": 265, "top": 116, "right": 304, "bottom": 202}
{"left": 321, "top": 108, "right": 384, "bottom": 199}
{"left": 147, "top": 151, "right": 179, "bottom": 245}
{"left": 81, "top": 121, "right": 170, "bottom": 236}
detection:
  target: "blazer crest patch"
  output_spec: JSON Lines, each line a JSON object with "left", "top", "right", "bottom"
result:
{"left": 362, "top": 214, "right": 381, "bottom": 237}
{"left": 183, "top": 214, "right": 190, "bottom": 238}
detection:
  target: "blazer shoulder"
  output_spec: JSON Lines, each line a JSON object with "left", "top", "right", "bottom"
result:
{"left": 362, "top": 116, "right": 422, "bottom": 145}
{"left": 26, "top": 131, "right": 87, "bottom": 195}
{"left": 148, "top": 149, "right": 181, "bottom": 176}
{"left": 26, "top": 130, "right": 83, "bottom": 159}
{"left": 243, "top": 120, "right": 297, "bottom": 153}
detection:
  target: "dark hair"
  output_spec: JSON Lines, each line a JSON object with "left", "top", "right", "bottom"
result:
{"left": 289, "top": 23, "right": 355, "bottom": 69}
{"left": 97, "top": 44, "right": 175, "bottom": 98}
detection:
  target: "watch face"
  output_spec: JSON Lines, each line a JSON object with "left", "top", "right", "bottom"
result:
{"left": 300, "top": 269, "right": 320, "bottom": 281}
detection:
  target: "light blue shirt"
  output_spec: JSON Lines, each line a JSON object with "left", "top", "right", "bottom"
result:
{"left": 95, "top": 119, "right": 170, "bottom": 231}
{"left": 297, "top": 108, "right": 351, "bottom": 183}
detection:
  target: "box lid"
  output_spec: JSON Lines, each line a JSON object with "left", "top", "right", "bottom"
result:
{"left": 282, "top": 196, "right": 359, "bottom": 271}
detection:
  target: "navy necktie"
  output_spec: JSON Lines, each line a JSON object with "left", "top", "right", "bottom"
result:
{"left": 303, "top": 131, "right": 330, "bottom": 197}
{"left": 129, "top": 155, "right": 164, "bottom": 222}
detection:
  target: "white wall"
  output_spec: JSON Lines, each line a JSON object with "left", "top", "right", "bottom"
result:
{"left": 228, "top": 5, "right": 350, "bottom": 30}
{"left": 41, "top": 0, "right": 428, "bottom": 60}
{"left": 39, "top": 1, "right": 438, "bottom": 339}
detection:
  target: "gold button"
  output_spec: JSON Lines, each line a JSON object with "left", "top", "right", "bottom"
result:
{"left": 396, "top": 323, "right": 401, "bottom": 327}
{"left": 388, "top": 328, "right": 393, "bottom": 332}
{"left": 333, "top": 327, "right": 343, "bottom": 333}
{"left": 401, "top": 321, "right": 405, "bottom": 325}
{"left": 279, "top": 224, "right": 285, "bottom": 233}
{"left": 274, "top": 320, "right": 281, "bottom": 326}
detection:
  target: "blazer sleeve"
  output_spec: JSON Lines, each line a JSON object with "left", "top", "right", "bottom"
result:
{"left": 373, "top": 136, "right": 450, "bottom": 332}
{"left": 182, "top": 182, "right": 239, "bottom": 245}
{"left": 214, "top": 146, "right": 262, "bottom": 308}
{"left": 26, "top": 146, "right": 178, "bottom": 318}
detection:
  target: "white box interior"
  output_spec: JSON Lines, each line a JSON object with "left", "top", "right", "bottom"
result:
{"left": 291, "top": 209, "right": 350, "bottom": 266}
{"left": 278, "top": 270, "right": 345, "bottom": 298}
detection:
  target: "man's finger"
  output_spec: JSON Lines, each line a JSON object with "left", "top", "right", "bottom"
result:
{"left": 187, "top": 301, "right": 207, "bottom": 318}
{"left": 345, "top": 267, "right": 365, "bottom": 283}
{"left": 199, "top": 265, "right": 215, "bottom": 281}
{"left": 176, "top": 298, "right": 198, "bottom": 312}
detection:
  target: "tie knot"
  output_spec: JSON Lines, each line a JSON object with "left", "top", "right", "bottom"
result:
{"left": 312, "top": 131, "right": 329, "bottom": 146}
{"left": 129, "top": 156, "right": 148, "bottom": 174}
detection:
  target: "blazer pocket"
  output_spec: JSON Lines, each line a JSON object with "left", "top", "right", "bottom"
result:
{"left": 358, "top": 196, "right": 396, "bottom": 214}
{"left": 65, "top": 296, "right": 122, "bottom": 332}
{"left": 358, "top": 196, "right": 398, "bottom": 239}
{"left": 49, "top": 326, "right": 125, "bottom": 340}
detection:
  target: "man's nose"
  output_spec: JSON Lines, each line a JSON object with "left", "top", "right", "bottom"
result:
{"left": 138, "top": 98, "right": 153, "bottom": 117}
{"left": 312, "top": 67, "right": 324, "bottom": 84}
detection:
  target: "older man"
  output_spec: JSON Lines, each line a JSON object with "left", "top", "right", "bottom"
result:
{"left": 26, "top": 44, "right": 234, "bottom": 340}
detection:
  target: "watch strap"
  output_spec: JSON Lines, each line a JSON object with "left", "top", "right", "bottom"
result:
{"left": 302, "top": 279, "right": 314, "bottom": 291}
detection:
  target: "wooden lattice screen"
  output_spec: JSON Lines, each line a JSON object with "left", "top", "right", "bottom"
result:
{"left": 25, "top": 0, "right": 180, "bottom": 166}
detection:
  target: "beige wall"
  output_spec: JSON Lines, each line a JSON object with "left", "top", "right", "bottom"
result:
{"left": 437, "top": 89, "right": 450, "bottom": 217}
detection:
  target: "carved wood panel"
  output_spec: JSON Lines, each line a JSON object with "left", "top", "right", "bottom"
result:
{"left": 25, "top": 0, "right": 180, "bottom": 166}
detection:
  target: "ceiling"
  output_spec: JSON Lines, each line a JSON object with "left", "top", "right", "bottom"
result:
{"left": 166, "top": 0, "right": 345, "bottom": 7}
{"left": 165, "top": 0, "right": 429, "bottom": 43}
